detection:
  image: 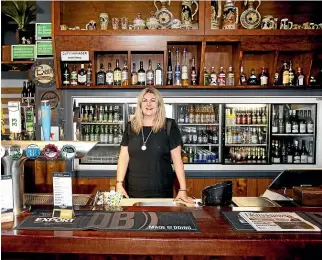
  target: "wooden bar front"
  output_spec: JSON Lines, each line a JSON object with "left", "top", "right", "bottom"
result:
{"left": 2, "top": 206, "right": 322, "bottom": 260}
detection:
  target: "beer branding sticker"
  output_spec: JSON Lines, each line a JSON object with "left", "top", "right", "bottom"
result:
{"left": 61, "top": 144, "right": 76, "bottom": 160}
{"left": 31, "top": 59, "right": 55, "bottom": 88}
{"left": 43, "top": 144, "right": 59, "bottom": 160}
{"left": 41, "top": 91, "right": 60, "bottom": 110}
{"left": 0, "top": 146, "right": 6, "bottom": 158}
{"left": 9, "top": 145, "right": 23, "bottom": 160}
{"left": 26, "top": 144, "right": 41, "bottom": 159}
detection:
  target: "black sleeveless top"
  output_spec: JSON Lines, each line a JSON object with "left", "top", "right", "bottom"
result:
{"left": 120, "top": 118, "right": 182, "bottom": 198}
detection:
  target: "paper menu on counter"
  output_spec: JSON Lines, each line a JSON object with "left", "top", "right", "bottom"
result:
{"left": 1, "top": 175, "right": 13, "bottom": 212}
{"left": 52, "top": 172, "right": 73, "bottom": 209}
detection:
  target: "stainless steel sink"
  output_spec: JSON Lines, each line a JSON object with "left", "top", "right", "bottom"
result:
{"left": 133, "top": 201, "right": 182, "bottom": 207}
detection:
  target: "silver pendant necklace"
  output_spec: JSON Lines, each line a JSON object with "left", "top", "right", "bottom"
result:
{"left": 141, "top": 128, "right": 153, "bottom": 151}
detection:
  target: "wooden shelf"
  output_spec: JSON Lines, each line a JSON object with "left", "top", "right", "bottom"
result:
{"left": 205, "top": 29, "right": 322, "bottom": 36}
{"left": 59, "top": 85, "right": 322, "bottom": 90}
{"left": 2, "top": 61, "right": 34, "bottom": 64}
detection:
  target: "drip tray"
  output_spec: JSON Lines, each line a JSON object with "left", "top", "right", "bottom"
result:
{"left": 24, "top": 193, "right": 92, "bottom": 206}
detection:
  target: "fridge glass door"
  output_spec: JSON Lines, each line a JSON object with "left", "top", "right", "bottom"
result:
{"left": 270, "top": 103, "right": 317, "bottom": 164}
{"left": 223, "top": 104, "right": 269, "bottom": 164}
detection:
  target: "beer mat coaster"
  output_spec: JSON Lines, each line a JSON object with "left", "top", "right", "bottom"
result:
{"left": 15, "top": 210, "right": 200, "bottom": 232}
{"left": 221, "top": 211, "right": 322, "bottom": 233}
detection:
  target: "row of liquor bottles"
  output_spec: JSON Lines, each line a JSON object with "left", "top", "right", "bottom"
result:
{"left": 181, "top": 126, "right": 219, "bottom": 145}
{"left": 271, "top": 139, "right": 314, "bottom": 164}
{"left": 182, "top": 147, "right": 218, "bottom": 164}
{"left": 226, "top": 107, "right": 267, "bottom": 125}
{"left": 272, "top": 108, "right": 314, "bottom": 134}
{"left": 77, "top": 124, "right": 123, "bottom": 143}
{"left": 226, "top": 126, "right": 267, "bottom": 145}
{"left": 177, "top": 104, "right": 218, "bottom": 124}
{"left": 62, "top": 63, "right": 93, "bottom": 86}
{"left": 77, "top": 104, "right": 123, "bottom": 123}
{"left": 226, "top": 147, "right": 267, "bottom": 164}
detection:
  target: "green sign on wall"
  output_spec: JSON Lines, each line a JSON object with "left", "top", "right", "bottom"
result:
{"left": 36, "top": 41, "right": 53, "bottom": 56}
{"left": 11, "top": 45, "right": 35, "bottom": 60}
{"left": 36, "top": 23, "right": 52, "bottom": 39}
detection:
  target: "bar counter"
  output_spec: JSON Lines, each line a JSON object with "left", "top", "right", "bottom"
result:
{"left": 2, "top": 204, "right": 322, "bottom": 259}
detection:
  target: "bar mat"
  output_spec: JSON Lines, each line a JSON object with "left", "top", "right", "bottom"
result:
{"left": 15, "top": 210, "right": 200, "bottom": 232}
{"left": 221, "top": 211, "right": 322, "bottom": 232}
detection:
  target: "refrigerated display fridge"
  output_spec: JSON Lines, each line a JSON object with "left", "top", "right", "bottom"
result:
{"left": 70, "top": 96, "right": 321, "bottom": 172}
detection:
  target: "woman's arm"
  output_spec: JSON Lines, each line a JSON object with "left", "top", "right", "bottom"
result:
{"left": 171, "top": 146, "right": 194, "bottom": 203}
{"left": 116, "top": 146, "right": 130, "bottom": 198}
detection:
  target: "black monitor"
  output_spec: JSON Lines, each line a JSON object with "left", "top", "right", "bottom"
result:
{"left": 269, "top": 169, "right": 322, "bottom": 190}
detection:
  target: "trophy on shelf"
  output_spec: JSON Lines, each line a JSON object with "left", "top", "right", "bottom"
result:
{"left": 154, "top": 0, "right": 173, "bottom": 29}
{"left": 211, "top": 0, "right": 222, "bottom": 29}
{"left": 240, "top": 0, "right": 261, "bottom": 29}
{"left": 222, "top": 0, "right": 239, "bottom": 30}
{"left": 181, "top": 0, "right": 199, "bottom": 30}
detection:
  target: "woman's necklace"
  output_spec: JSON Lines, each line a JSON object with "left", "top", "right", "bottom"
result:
{"left": 141, "top": 128, "right": 153, "bottom": 151}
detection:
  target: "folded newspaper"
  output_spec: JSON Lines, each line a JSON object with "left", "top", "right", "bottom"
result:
{"left": 239, "top": 212, "right": 321, "bottom": 232}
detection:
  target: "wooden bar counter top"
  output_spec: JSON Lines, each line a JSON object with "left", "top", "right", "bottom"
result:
{"left": 2, "top": 205, "right": 322, "bottom": 259}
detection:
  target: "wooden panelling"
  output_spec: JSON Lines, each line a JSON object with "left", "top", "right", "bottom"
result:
{"left": 1, "top": 87, "right": 23, "bottom": 94}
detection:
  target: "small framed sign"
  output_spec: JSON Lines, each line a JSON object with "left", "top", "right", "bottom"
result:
{"left": 11, "top": 45, "right": 35, "bottom": 61}
{"left": 36, "top": 41, "right": 53, "bottom": 57}
{"left": 61, "top": 51, "right": 89, "bottom": 61}
{"left": 36, "top": 23, "right": 52, "bottom": 40}
{"left": 52, "top": 172, "right": 73, "bottom": 219}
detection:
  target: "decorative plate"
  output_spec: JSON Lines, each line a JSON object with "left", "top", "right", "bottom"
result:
{"left": 240, "top": 9, "right": 261, "bottom": 29}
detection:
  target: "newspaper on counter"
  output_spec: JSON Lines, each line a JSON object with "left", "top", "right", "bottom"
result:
{"left": 239, "top": 212, "right": 320, "bottom": 232}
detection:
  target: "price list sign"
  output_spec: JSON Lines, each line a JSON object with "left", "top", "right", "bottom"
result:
{"left": 52, "top": 172, "right": 73, "bottom": 219}
{"left": 36, "top": 23, "right": 52, "bottom": 40}
{"left": 36, "top": 41, "right": 53, "bottom": 57}
{"left": 11, "top": 45, "right": 35, "bottom": 60}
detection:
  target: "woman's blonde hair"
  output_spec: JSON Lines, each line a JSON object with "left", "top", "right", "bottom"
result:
{"left": 131, "top": 87, "right": 166, "bottom": 134}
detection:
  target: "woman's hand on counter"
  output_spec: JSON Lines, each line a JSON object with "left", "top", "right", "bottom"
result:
{"left": 116, "top": 183, "right": 129, "bottom": 198}
{"left": 175, "top": 190, "right": 194, "bottom": 204}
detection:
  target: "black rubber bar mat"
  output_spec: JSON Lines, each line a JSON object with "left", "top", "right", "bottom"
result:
{"left": 15, "top": 210, "right": 200, "bottom": 232}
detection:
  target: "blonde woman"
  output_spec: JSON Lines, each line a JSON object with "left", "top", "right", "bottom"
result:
{"left": 116, "top": 87, "right": 193, "bottom": 203}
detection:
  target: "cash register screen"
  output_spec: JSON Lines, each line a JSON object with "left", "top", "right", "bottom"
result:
{"left": 269, "top": 169, "right": 322, "bottom": 189}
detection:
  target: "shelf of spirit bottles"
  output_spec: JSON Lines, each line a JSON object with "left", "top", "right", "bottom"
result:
{"left": 272, "top": 134, "right": 314, "bottom": 137}
{"left": 80, "top": 122, "right": 124, "bottom": 125}
{"left": 178, "top": 123, "right": 219, "bottom": 126}
{"left": 225, "top": 144, "right": 267, "bottom": 147}
{"left": 226, "top": 124, "right": 267, "bottom": 127}
{"left": 183, "top": 144, "right": 219, "bottom": 147}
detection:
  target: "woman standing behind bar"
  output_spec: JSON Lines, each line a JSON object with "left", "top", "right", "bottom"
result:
{"left": 116, "top": 87, "right": 193, "bottom": 202}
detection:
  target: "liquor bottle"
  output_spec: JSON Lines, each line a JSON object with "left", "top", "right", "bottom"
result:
{"left": 218, "top": 66, "right": 226, "bottom": 86}
{"left": 86, "top": 62, "right": 92, "bottom": 86}
{"left": 291, "top": 110, "right": 299, "bottom": 133}
{"left": 272, "top": 140, "right": 280, "bottom": 163}
{"left": 146, "top": 59, "right": 154, "bottom": 86}
{"left": 299, "top": 110, "right": 307, "bottom": 134}
{"left": 114, "top": 59, "right": 122, "bottom": 86}
{"left": 259, "top": 67, "right": 268, "bottom": 86}
{"left": 307, "top": 141, "right": 314, "bottom": 163}
{"left": 138, "top": 61, "right": 146, "bottom": 86}
{"left": 103, "top": 105, "right": 108, "bottom": 122}
{"left": 203, "top": 67, "right": 209, "bottom": 86}
{"left": 178, "top": 106, "right": 185, "bottom": 123}
{"left": 281, "top": 61, "right": 289, "bottom": 86}
{"left": 191, "top": 57, "right": 197, "bottom": 85}
{"left": 99, "top": 105, "right": 104, "bottom": 123}
{"left": 96, "top": 63, "right": 106, "bottom": 85}
{"left": 121, "top": 60, "right": 129, "bottom": 86}
{"left": 99, "top": 125, "right": 105, "bottom": 143}
{"left": 118, "top": 126, "right": 123, "bottom": 144}
{"left": 174, "top": 48, "right": 181, "bottom": 86}
{"left": 77, "top": 64, "right": 87, "bottom": 85}
{"left": 155, "top": 63, "right": 163, "bottom": 86}
{"left": 281, "top": 141, "right": 287, "bottom": 163}
{"left": 247, "top": 69, "right": 258, "bottom": 85}
{"left": 106, "top": 63, "right": 114, "bottom": 86}
{"left": 113, "top": 105, "right": 120, "bottom": 122}
{"left": 293, "top": 140, "right": 301, "bottom": 163}
{"left": 272, "top": 109, "right": 279, "bottom": 133}
{"left": 278, "top": 109, "right": 284, "bottom": 134}
{"left": 300, "top": 140, "right": 308, "bottom": 163}
{"left": 108, "top": 105, "right": 113, "bottom": 123}
{"left": 285, "top": 110, "right": 292, "bottom": 134}
{"left": 273, "top": 70, "right": 279, "bottom": 86}
{"left": 92, "top": 105, "right": 97, "bottom": 122}
{"left": 286, "top": 141, "right": 293, "bottom": 163}
{"left": 239, "top": 66, "right": 247, "bottom": 86}
{"left": 261, "top": 107, "right": 267, "bottom": 124}
{"left": 166, "top": 49, "right": 173, "bottom": 85}
{"left": 70, "top": 64, "right": 78, "bottom": 86}
{"left": 227, "top": 66, "right": 234, "bottom": 86}
{"left": 181, "top": 48, "right": 189, "bottom": 87}
{"left": 88, "top": 106, "right": 93, "bottom": 122}
{"left": 21, "top": 81, "right": 28, "bottom": 98}
{"left": 83, "top": 106, "right": 88, "bottom": 122}
{"left": 209, "top": 67, "right": 217, "bottom": 86}
{"left": 62, "top": 63, "right": 70, "bottom": 86}
{"left": 307, "top": 110, "right": 314, "bottom": 133}
{"left": 131, "top": 63, "right": 138, "bottom": 85}
{"left": 288, "top": 61, "right": 296, "bottom": 86}
{"left": 296, "top": 67, "right": 305, "bottom": 87}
